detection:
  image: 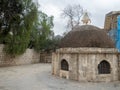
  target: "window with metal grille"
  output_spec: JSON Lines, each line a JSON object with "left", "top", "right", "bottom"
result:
{"left": 61, "top": 59, "right": 69, "bottom": 71}
{"left": 98, "top": 60, "right": 110, "bottom": 74}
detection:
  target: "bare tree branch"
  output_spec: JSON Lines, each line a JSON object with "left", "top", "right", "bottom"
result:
{"left": 61, "top": 4, "right": 83, "bottom": 30}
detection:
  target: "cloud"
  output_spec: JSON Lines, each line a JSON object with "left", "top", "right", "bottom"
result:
{"left": 38, "top": 0, "right": 120, "bottom": 35}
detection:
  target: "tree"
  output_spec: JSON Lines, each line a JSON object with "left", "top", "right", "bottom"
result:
{"left": 0, "top": 0, "right": 23, "bottom": 35}
{"left": 61, "top": 4, "right": 83, "bottom": 30}
{"left": 0, "top": 0, "right": 38, "bottom": 55}
{"left": 29, "top": 11, "right": 54, "bottom": 52}
{"left": 53, "top": 35, "right": 62, "bottom": 49}
{"left": 42, "top": 34, "right": 62, "bottom": 52}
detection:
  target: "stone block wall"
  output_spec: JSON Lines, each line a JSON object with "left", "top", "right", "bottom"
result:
{"left": 118, "top": 55, "right": 120, "bottom": 80}
{"left": 104, "top": 14, "right": 117, "bottom": 31}
{"left": 0, "top": 44, "right": 40, "bottom": 66}
{"left": 40, "top": 52, "right": 52, "bottom": 63}
{"left": 52, "top": 47, "right": 120, "bottom": 82}
{"left": 78, "top": 53, "right": 118, "bottom": 82}
{"left": 52, "top": 52, "right": 60, "bottom": 76}
{"left": 104, "top": 11, "right": 120, "bottom": 31}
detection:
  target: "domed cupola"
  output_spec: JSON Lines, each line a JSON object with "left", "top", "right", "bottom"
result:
{"left": 59, "top": 25, "right": 115, "bottom": 48}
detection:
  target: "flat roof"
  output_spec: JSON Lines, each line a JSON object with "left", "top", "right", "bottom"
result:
{"left": 106, "top": 11, "right": 120, "bottom": 16}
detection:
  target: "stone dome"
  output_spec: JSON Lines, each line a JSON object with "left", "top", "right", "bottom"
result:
{"left": 59, "top": 25, "right": 115, "bottom": 48}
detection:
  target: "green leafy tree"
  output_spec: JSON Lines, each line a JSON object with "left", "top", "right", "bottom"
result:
{"left": 29, "top": 11, "right": 54, "bottom": 52}
{"left": 39, "top": 34, "right": 62, "bottom": 52}
{"left": 0, "top": 0, "right": 38, "bottom": 55}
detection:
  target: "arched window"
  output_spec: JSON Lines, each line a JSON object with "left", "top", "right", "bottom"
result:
{"left": 98, "top": 60, "right": 110, "bottom": 74}
{"left": 61, "top": 59, "right": 69, "bottom": 71}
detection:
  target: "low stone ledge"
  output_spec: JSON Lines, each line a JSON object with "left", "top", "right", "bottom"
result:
{"left": 56, "top": 48, "right": 118, "bottom": 54}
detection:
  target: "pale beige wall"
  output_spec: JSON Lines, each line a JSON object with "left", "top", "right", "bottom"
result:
{"left": 118, "top": 55, "right": 120, "bottom": 80}
{"left": 0, "top": 44, "right": 40, "bottom": 66}
{"left": 52, "top": 52, "right": 60, "bottom": 75}
{"left": 78, "top": 53, "right": 119, "bottom": 82}
{"left": 52, "top": 53, "right": 73, "bottom": 78}
{"left": 58, "top": 53, "right": 78, "bottom": 80}
{"left": 40, "top": 53, "right": 52, "bottom": 63}
{"left": 52, "top": 48, "right": 120, "bottom": 82}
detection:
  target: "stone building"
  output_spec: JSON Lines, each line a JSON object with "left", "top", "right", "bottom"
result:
{"left": 104, "top": 11, "right": 120, "bottom": 32}
{"left": 52, "top": 25, "right": 120, "bottom": 82}
{"left": 104, "top": 11, "right": 120, "bottom": 49}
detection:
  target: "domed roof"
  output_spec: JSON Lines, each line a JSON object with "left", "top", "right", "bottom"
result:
{"left": 59, "top": 25, "right": 115, "bottom": 48}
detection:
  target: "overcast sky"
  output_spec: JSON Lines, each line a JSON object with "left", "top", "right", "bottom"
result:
{"left": 38, "top": 0, "right": 120, "bottom": 35}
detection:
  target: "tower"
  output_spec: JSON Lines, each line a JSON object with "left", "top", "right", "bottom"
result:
{"left": 104, "top": 11, "right": 120, "bottom": 32}
{"left": 104, "top": 11, "right": 120, "bottom": 51}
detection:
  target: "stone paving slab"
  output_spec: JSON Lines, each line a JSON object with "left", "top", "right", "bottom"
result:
{"left": 0, "top": 64, "right": 120, "bottom": 90}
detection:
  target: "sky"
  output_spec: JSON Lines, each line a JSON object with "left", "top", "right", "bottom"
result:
{"left": 38, "top": 0, "right": 120, "bottom": 35}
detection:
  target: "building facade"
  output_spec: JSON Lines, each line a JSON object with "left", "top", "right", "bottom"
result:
{"left": 52, "top": 48, "right": 120, "bottom": 82}
{"left": 52, "top": 25, "right": 120, "bottom": 82}
{"left": 104, "top": 11, "right": 120, "bottom": 32}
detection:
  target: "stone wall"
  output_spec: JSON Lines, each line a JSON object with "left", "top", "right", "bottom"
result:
{"left": 52, "top": 47, "right": 120, "bottom": 82}
{"left": 40, "top": 52, "right": 52, "bottom": 63}
{"left": 104, "top": 14, "right": 117, "bottom": 31}
{"left": 104, "top": 11, "right": 120, "bottom": 31}
{"left": 78, "top": 53, "right": 118, "bottom": 82}
{"left": 0, "top": 44, "right": 40, "bottom": 66}
{"left": 118, "top": 55, "right": 120, "bottom": 80}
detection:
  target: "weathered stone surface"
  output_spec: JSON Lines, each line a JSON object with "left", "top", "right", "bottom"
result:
{"left": 40, "top": 52, "right": 52, "bottom": 63}
{"left": 0, "top": 44, "right": 40, "bottom": 66}
{"left": 56, "top": 48, "right": 118, "bottom": 54}
{"left": 52, "top": 47, "right": 120, "bottom": 82}
{"left": 104, "top": 11, "right": 120, "bottom": 31}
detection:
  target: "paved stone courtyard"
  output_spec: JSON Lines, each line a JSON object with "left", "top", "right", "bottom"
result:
{"left": 0, "top": 64, "right": 120, "bottom": 90}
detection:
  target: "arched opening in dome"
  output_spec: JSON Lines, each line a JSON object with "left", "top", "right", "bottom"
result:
{"left": 61, "top": 59, "right": 69, "bottom": 71}
{"left": 98, "top": 60, "right": 111, "bottom": 74}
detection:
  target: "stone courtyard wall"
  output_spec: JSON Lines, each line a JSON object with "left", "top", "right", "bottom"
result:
{"left": 0, "top": 44, "right": 40, "bottom": 66}
{"left": 118, "top": 55, "right": 120, "bottom": 80}
{"left": 52, "top": 48, "right": 120, "bottom": 82}
{"left": 40, "top": 52, "right": 52, "bottom": 63}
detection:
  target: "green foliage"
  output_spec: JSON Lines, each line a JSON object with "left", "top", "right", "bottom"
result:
{"left": 0, "top": 0, "right": 56, "bottom": 54}
{"left": 30, "top": 11, "right": 54, "bottom": 52}
{"left": 0, "top": 0, "right": 38, "bottom": 55}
